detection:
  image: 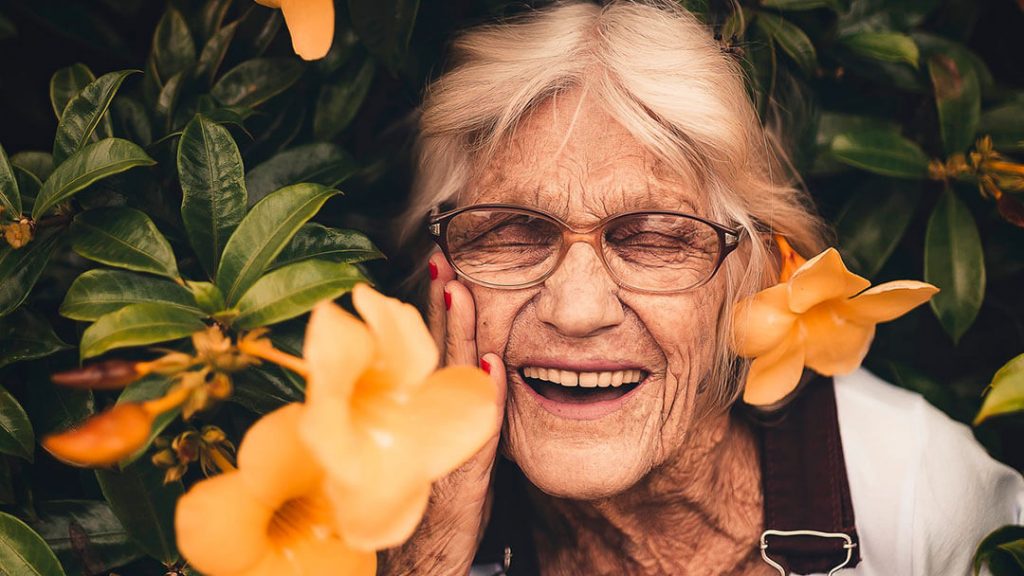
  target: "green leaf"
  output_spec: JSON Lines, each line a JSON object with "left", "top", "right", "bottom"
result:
{"left": 61, "top": 269, "right": 199, "bottom": 321}
{"left": 186, "top": 281, "right": 226, "bottom": 314}
{"left": 150, "top": 7, "right": 196, "bottom": 84}
{"left": 929, "top": 52, "right": 981, "bottom": 156}
{"left": 0, "top": 511, "right": 66, "bottom": 576}
{"left": 9, "top": 151, "right": 54, "bottom": 181}
{"left": 0, "top": 230, "right": 61, "bottom": 317}
{"left": 70, "top": 208, "right": 180, "bottom": 280}
{"left": 116, "top": 375, "right": 177, "bottom": 467}
{"left": 975, "top": 526, "right": 1024, "bottom": 576}
{"left": 80, "top": 303, "right": 205, "bottom": 360}
{"left": 194, "top": 0, "right": 233, "bottom": 42}
{"left": 155, "top": 72, "right": 187, "bottom": 134}
{"left": 838, "top": 32, "right": 919, "bottom": 68}
{"left": 211, "top": 58, "right": 304, "bottom": 108}
{"left": 177, "top": 115, "right": 247, "bottom": 276}
{"left": 754, "top": 12, "right": 817, "bottom": 75}
{"left": 32, "top": 138, "right": 155, "bottom": 220}
{"left": 0, "top": 387, "right": 34, "bottom": 461}
{"left": 0, "top": 143, "right": 21, "bottom": 219}
{"left": 314, "top": 58, "right": 375, "bottom": 141}
{"left": 52, "top": 70, "right": 136, "bottom": 165}
{"left": 12, "top": 168, "right": 40, "bottom": 214}
{"left": 29, "top": 500, "right": 143, "bottom": 576}
{"left": 111, "top": 96, "right": 153, "bottom": 146}
{"left": 245, "top": 143, "right": 358, "bottom": 206}
{"left": 195, "top": 20, "right": 239, "bottom": 84}
{"left": 231, "top": 364, "right": 304, "bottom": 414}
{"left": 925, "top": 186, "right": 984, "bottom": 344}
{"left": 234, "top": 260, "right": 363, "bottom": 329}
{"left": 761, "top": 0, "right": 843, "bottom": 11}
{"left": 978, "top": 101, "right": 1024, "bottom": 152}
{"left": 975, "top": 353, "right": 1024, "bottom": 425}
{"left": 836, "top": 181, "right": 920, "bottom": 278}
{"left": 95, "top": 460, "right": 181, "bottom": 565}
{"left": 830, "top": 129, "right": 930, "bottom": 179}
{"left": 23, "top": 381, "right": 93, "bottom": 437}
{"left": 348, "top": 0, "right": 419, "bottom": 74}
{"left": 0, "top": 308, "right": 69, "bottom": 369}
{"left": 49, "top": 63, "right": 96, "bottom": 121}
{"left": 217, "top": 183, "right": 340, "bottom": 305}
{"left": 274, "top": 223, "right": 383, "bottom": 270}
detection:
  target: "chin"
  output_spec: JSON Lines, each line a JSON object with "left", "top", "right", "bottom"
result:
{"left": 513, "top": 443, "right": 652, "bottom": 500}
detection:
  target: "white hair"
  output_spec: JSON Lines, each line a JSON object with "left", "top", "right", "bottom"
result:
{"left": 404, "top": 0, "right": 827, "bottom": 413}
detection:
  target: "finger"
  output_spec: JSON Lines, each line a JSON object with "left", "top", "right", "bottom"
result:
{"left": 427, "top": 252, "right": 456, "bottom": 356}
{"left": 443, "top": 279, "right": 478, "bottom": 367}
{"left": 479, "top": 353, "right": 507, "bottom": 431}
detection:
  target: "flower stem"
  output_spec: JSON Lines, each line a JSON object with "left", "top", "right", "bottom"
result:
{"left": 238, "top": 339, "right": 309, "bottom": 378}
{"left": 143, "top": 385, "right": 193, "bottom": 416}
{"left": 207, "top": 447, "right": 237, "bottom": 473}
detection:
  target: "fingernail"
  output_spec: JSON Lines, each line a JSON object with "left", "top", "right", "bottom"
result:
{"left": 444, "top": 289, "right": 452, "bottom": 310}
{"left": 428, "top": 260, "right": 438, "bottom": 280}
{"left": 480, "top": 357, "right": 491, "bottom": 374}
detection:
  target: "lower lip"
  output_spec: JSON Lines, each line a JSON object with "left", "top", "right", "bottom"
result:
{"left": 513, "top": 372, "right": 646, "bottom": 421}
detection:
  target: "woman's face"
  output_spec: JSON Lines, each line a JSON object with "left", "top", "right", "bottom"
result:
{"left": 462, "top": 90, "right": 728, "bottom": 499}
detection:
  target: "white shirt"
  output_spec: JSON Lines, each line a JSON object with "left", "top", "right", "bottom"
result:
{"left": 826, "top": 368, "right": 1024, "bottom": 576}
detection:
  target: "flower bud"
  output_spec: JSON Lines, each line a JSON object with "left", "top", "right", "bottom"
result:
{"left": 43, "top": 404, "right": 154, "bottom": 467}
{"left": 52, "top": 360, "right": 144, "bottom": 390}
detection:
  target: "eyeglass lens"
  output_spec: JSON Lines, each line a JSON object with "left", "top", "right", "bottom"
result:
{"left": 445, "top": 209, "right": 722, "bottom": 291}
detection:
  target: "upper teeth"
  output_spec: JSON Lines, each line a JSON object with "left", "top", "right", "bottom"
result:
{"left": 522, "top": 367, "right": 644, "bottom": 388}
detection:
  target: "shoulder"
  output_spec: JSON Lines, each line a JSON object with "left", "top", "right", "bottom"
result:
{"left": 832, "top": 368, "right": 1024, "bottom": 576}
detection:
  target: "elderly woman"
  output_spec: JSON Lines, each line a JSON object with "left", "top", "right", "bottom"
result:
{"left": 384, "top": 1, "right": 1024, "bottom": 574}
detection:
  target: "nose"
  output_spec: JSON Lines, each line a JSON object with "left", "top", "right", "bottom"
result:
{"left": 534, "top": 242, "right": 625, "bottom": 337}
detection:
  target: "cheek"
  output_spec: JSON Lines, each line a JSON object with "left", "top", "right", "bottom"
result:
{"left": 467, "top": 286, "right": 533, "bottom": 355}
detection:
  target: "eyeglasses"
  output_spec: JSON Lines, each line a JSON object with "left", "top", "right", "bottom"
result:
{"left": 428, "top": 204, "right": 742, "bottom": 294}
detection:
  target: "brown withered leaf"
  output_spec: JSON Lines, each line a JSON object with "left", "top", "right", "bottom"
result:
{"left": 998, "top": 194, "right": 1024, "bottom": 228}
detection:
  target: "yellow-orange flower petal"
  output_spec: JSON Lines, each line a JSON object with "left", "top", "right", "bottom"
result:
{"left": 841, "top": 280, "right": 940, "bottom": 324}
{"left": 237, "top": 403, "right": 323, "bottom": 507}
{"left": 42, "top": 404, "right": 154, "bottom": 467}
{"left": 352, "top": 283, "right": 439, "bottom": 395}
{"left": 175, "top": 472, "right": 275, "bottom": 575}
{"left": 800, "top": 303, "right": 875, "bottom": 376}
{"left": 246, "top": 530, "right": 377, "bottom": 576}
{"left": 787, "top": 248, "right": 871, "bottom": 314}
{"left": 255, "top": 0, "right": 334, "bottom": 61}
{"left": 731, "top": 284, "right": 797, "bottom": 358}
{"left": 327, "top": 476, "right": 432, "bottom": 550}
{"left": 742, "top": 330, "right": 806, "bottom": 406}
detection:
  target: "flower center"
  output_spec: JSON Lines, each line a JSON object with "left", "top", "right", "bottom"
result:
{"left": 267, "top": 492, "right": 333, "bottom": 548}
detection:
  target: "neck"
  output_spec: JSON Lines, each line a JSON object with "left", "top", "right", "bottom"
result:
{"left": 529, "top": 412, "right": 766, "bottom": 576}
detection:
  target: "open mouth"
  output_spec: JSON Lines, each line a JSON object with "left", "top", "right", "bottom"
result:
{"left": 518, "top": 366, "right": 646, "bottom": 404}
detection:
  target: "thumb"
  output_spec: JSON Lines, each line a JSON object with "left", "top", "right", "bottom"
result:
{"left": 479, "top": 353, "right": 507, "bottom": 433}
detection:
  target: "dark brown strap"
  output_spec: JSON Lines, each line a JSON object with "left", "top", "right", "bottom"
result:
{"left": 757, "top": 374, "right": 862, "bottom": 574}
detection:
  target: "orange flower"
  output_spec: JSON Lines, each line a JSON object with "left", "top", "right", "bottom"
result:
{"left": 732, "top": 245, "right": 938, "bottom": 406}
{"left": 254, "top": 0, "right": 334, "bottom": 60}
{"left": 175, "top": 404, "right": 375, "bottom": 576}
{"left": 300, "top": 284, "right": 498, "bottom": 549}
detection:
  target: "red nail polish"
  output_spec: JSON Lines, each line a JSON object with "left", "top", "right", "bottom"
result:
{"left": 444, "top": 289, "right": 452, "bottom": 310}
{"left": 428, "top": 260, "right": 438, "bottom": 280}
{"left": 480, "top": 358, "right": 492, "bottom": 374}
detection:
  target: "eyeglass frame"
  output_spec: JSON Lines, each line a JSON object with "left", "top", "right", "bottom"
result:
{"left": 427, "top": 203, "right": 744, "bottom": 294}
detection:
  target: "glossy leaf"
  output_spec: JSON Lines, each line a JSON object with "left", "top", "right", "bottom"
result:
{"left": 116, "top": 375, "right": 177, "bottom": 467}
{"left": 111, "top": 96, "right": 153, "bottom": 146}
{"left": 29, "top": 500, "right": 142, "bottom": 576}
{"left": 155, "top": 72, "right": 186, "bottom": 133}
{"left": 210, "top": 58, "right": 304, "bottom": 108}
{"left": 754, "top": 12, "right": 817, "bottom": 75}
{"left": 70, "top": 208, "right": 180, "bottom": 280}
{"left": 95, "top": 460, "right": 182, "bottom": 565}
{"left": 838, "top": 32, "right": 919, "bottom": 68}
{"left": 231, "top": 364, "right": 304, "bottom": 414}
{"left": 975, "top": 353, "right": 1024, "bottom": 425}
{"left": 245, "top": 143, "right": 358, "bottom": 205}
{"left": 0, "top": 230, "right": 61, "bottom": 317}
{"left": 23, "top": 381, "right": 93, "bottom": 437}
{"left": 348, "top": 0, "right": 419, "bottom": 73}
{"left": 53, "top": 70, "right": 135, "bottom": 165}
{"left": 9, "top": 151, "right": 54, "bottom": 181}
{"left": 217, "top": 183, "right": 339, "bottom": 305}
{"left": 80, "top": 303, "right": 205, "bottom": 360}
{"left": 186, "top": 281, "right": 226, "bottom": 314}
{"left": 314, "top": 58, "right": 375, "bottom": 141}
{"left": 925, "top": 186, "right": 984, "bottom": 344}
{"left": 836, "top": 181, "right": 920, "bottom": 278}
{"left": 978, "top": 101, "right": 1024, "bottom": 152}
{"left": 929, "top": 52, "right": 981, "bottom": 156}
{"left": 0, "top": 308, "right": 69, "bottom": 369}
{"left": 195, "top": 20, "right": 239, "bottom": 84}
{"left": 0, "top": 511, "right": 66, "bottom": 576}
{"left": 234, "top": 259, "right": 363, "bottom": 329}
{"left": 12, "top": 167, "right": 40, "bottom": 213}
{"left": 177, "top": 115, "right": 247, "bottom": 276}
{"left": 274, "top": 223, "right": 383, "bottom": 270}
{"left": 151, "top": 7, "right": 196, "bottom": 83}
{"left": 0, "top": 143, "right": 20, "bottom": 219}
{"left": 0, "top": 387, "right": 34, "bottom": 461}
{"left": 61, "top": 269, "right": 199, "bottom": 321}
{"left": 32, "top": 138, "right": 155, "bottom": 220}
{"left": 195, "top": 0, "right": 233, "bottom": 42}
{"left": 49, "top": 63, "right": 95, "bottom": 120}
{"left": 830, "top": 128, "right": 930, "bottom": 179}
{"left": 975, "top": 526, "right": 1024, "bottom": 576}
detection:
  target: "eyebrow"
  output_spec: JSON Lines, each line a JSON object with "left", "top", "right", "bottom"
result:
{"left": 468, "top": 184, "right": 704, "bottom": 222}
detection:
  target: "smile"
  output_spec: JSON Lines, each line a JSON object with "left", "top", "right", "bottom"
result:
{"left": 516, "top": 364, "right": 648, "bottom": 420}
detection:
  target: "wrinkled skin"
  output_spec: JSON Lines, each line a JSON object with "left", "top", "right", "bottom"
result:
{"left": 380, "top": 88, "right": 772, "bottom": 576}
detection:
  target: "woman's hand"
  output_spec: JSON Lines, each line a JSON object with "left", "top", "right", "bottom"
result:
{"left": 377, "top": 252, "right": 507, "bottom": 576}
